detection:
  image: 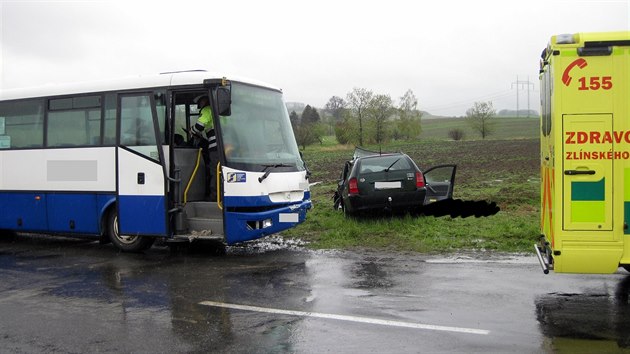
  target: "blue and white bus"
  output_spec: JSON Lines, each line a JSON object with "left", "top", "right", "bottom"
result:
{"left": 0, "top": 71, "right": 312, "bottom": 251}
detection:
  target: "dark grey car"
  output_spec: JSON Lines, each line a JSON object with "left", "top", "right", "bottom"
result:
{"left": 334, "top": 149, "right": 456, "bottom": 215}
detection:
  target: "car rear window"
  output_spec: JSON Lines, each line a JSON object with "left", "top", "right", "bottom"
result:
{"left": 359, "top": 156, "right": 411, "bottom": 174}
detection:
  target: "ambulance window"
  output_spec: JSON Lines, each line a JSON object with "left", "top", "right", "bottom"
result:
{"left": 541, "top": 70, "right": 551, "bottom": 136}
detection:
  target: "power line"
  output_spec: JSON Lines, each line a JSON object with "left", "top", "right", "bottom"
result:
{"left": 422, "top": 82, "right": 540, "bottom": 115}
{"left": 511, "top": 76, "right": 535, "bottom": 118}
{"left": 423, "top": 89, "right": 513, "bottom": 113}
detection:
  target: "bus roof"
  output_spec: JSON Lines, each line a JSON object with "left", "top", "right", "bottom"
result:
{"left": 0, "top": 70, "right": 282, "bottom": 101}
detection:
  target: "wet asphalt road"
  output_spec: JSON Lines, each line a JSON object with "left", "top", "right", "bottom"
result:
{"left": 2, "top": 234, "right": 630, "bottom": 353}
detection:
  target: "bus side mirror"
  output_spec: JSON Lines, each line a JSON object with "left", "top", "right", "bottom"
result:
{"left": 217, "top": 87, "right": 231, "bottom": 116}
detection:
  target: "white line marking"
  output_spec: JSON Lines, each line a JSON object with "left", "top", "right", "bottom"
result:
{"left": 198, "top": 301, "right": 490, "bottom": 335}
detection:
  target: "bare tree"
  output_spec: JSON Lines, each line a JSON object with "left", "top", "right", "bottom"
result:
{"left": 368, "top": 94, "right": 394, "bottom": 145}
{"left": 466, "top": 101, "right": 496, "bottom": 139}
{"left": 324, "top": 96, "right": 347, "bottom": 122}
{"left": 346, "top": 88, "right": 373, "bottom": 146}
{"left": 397, "top": 89, "right": 422, "bottom": 140}
{"left": 399, "top": 89, "right": 419, "bottom": 112}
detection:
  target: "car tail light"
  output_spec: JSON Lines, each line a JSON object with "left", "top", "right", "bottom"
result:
{"left": 348, "top": 177, "right": 359, "bottom": 195}
{"left": 415, "top": 171, "right": 425, "bottom": 188}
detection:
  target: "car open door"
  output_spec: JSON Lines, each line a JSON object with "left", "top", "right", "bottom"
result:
{"left": 334, "top": 161, "right": 352, "bottom": 210}
{"left": 423, "top": 165, "right": 457, "bottom": 204}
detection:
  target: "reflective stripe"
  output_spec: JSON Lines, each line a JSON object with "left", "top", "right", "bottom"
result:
{"left": 192, "top": 122, "right": 205, "bottom": 135}
{"left": 206, "top": 128, "right": 217, "bottom": 150}
{"left": 208, "top": 135, "right": 217, "bottom": 149}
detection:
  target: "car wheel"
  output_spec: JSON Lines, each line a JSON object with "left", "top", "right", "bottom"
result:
{"left": 342, "top": 201, "right": 354, "bottom": 218}
{"left": 333, "top": 191, "right": 342, "bottom": 210}
{"left": 106, "top": 208, "right": 155, "bottom": 252}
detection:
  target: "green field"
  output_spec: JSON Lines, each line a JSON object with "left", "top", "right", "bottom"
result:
{"left": 281, "top": 116, "right": 541, "bottom": 253}
{"left": 420, "top": 116, "right": 539, "bottom": 140}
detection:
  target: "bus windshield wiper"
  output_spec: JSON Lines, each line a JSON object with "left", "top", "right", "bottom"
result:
{"left": 258, "top": 163, "right": 293, "bottom": 183}
{"left": 383, "top": 158, "right": 401, "bottom": 172}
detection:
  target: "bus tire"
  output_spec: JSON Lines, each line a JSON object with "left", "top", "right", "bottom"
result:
{"left": 0, "top": 229, "right": 17, "bottom": 241}
{"left": 106, "top": 209, "right": 155, "bottom": 252}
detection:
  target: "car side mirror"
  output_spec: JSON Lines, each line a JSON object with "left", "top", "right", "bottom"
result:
{"left": 217, "top": 87, "right": 231, "bottom": 116}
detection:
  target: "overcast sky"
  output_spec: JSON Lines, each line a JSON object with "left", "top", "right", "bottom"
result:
{"left": 1, "top": 0, "right": 628, "bottom": 116}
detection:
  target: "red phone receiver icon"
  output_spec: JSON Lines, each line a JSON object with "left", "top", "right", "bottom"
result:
{"left": 562, "top": 58, "right": 588, "bottom": 86}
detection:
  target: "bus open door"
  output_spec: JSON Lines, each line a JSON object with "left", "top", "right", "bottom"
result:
{"left": 114, "top": 93, "right": 167, "bottom": 251}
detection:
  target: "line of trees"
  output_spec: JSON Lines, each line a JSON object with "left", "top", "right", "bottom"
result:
{"left": 289, "top": 88, "right": 423, "bottom": 149}
{"left": 289, "top": 92, "right": 499, "bottom": 149}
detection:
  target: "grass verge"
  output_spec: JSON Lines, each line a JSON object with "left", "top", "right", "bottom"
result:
{"left": 281, "top": 181, "right": 538, "bottom": 253}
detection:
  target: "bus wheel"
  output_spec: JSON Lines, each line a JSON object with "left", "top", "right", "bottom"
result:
{"left": 106, "top": 209, "right": 154, "bottom": 252}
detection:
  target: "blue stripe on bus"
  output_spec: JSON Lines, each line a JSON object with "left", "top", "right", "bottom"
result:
{"left": 117, "top": 195, "right": 166, "bottom": 235}
{"left": 0, "top": 192, "right": 115, "bottom": 234}
{"left": 47, "top": 194, "right": 99, "bottom": 233}
{"left": 0, "top": 193, "right": 48, "bottom": 231}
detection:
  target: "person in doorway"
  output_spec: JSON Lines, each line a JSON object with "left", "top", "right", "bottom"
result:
{"left": 192, "top": 95, "right": 217, "bottom": 150}
{"left": 192, "top": 95, "right": 218, "bottom": 200}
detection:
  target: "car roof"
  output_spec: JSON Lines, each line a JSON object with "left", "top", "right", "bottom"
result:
{"left": 356, "top": 152, "right": 406, "bottom": 161}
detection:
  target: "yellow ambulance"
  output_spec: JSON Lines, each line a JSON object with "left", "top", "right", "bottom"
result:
{"left": 536, "top": 31, "right": 630, "bottom": 274}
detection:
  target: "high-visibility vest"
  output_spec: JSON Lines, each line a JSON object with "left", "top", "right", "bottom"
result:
{"left": 193, "top": 105, "right": 217, "bottom": 150}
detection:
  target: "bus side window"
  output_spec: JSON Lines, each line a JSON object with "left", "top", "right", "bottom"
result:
{"left": 0, "top": 99, "right": 45, "bottom": 149}
{"left": 120, "top": 94, "right": 160, "bottom": 161}
{"left": 47, "top": 95, "right": 101, "bottom": 147}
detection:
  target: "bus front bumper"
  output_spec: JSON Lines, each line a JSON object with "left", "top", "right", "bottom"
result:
{"left": 224, "top": 199, "right": 312, "bottom": 245}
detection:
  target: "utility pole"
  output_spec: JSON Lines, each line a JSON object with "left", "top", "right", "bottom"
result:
{"left": 512, "top": 76, "right": 535, "bottom": 118}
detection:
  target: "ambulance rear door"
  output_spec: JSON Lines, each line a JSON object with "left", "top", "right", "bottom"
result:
{"left": 562, "top": 114, "right": 613, "bottom": 239}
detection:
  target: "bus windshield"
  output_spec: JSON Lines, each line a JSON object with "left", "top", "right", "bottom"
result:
{"left": 219, "top": 83, "right": 304, "bottom": 172}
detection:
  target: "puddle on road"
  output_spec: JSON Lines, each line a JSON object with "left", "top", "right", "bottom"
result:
{"left": 537, "top": 283, "right": 630, "bottom": 353}
{"left": 226, "top": 236, "right": 309, "bottom": 255}
{"left": 425, "top": 252, "right": 538, "bottom": 265}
